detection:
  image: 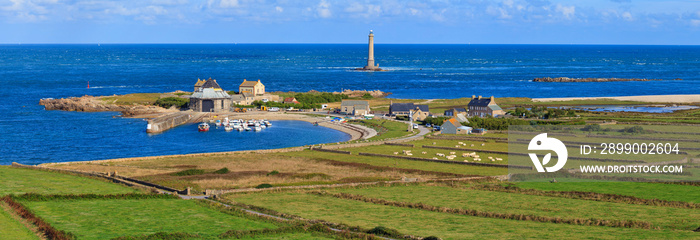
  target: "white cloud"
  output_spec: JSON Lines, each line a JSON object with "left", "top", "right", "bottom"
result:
{"left": 219, "top": 0, "right": 239, "bottom": 8}
{"left": 316, "top": 0, "right": 331, "bottom": 18}
{"left": 621, "top": 11, "right": 632, "bottom": 21}
{"left": 691, "top": 19, "right": 700, "bottom": 27}
{"left": 555, "top": 4, "right": 575, "bottom": 19}
{"left": 275, "top": 6, "right": 283, "bottom": 12}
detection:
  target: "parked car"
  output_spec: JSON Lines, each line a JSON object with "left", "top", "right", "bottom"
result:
{"left": 268, "top": 107, "right": 280, "bottom": 112}
{"left": 433, "top": 126, "right": 441, "bottom": 131}
{"left": 426, "top": 123, "right": 432, "bottom": 127}
{"left": 413, "top": 124, "right": 419, "bottom": 129}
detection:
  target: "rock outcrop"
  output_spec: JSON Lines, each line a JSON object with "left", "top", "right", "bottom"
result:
{"left": 533, "top": 77, "right": 663, "bottom": 82}
{"left": 40, "top": 96, "right": 170, "bottom": 117}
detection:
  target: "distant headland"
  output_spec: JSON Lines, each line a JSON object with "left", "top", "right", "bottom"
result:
{"left": 533, "top": 77, "right": 674, "bottom": 82}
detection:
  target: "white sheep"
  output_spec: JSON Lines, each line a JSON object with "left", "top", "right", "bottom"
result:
{"left": 393, "top": 152, "right": 399, "bottom": 155}
{"left": 496, "top": 158, "right": 503, "bottom": 161}
{"left": 422, "top": 151, "right": 427, "bottom": 154}
{"left": 449, "top": 152, "right": 456, "bottom": 155}
{"left": 481, "top": 143, "right": 486, "bottom": 146}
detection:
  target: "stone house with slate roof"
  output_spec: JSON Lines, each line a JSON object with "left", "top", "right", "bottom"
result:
{"left": 340, "top": 100, "right": 370, "bottom": 116}
{"left": 239, "top": 79, "right": 265, "bottom": 95}
{"left": 467, "top": 95, "right": 504, "bottom": 117}
{"left": 389, "top": 102, "right": 430, "bottom": 117}
{"left": 189, "top": 78, "right": 231, "bottom": 112}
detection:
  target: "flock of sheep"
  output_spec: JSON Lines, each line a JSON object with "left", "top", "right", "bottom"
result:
{"left": 392, "top": 141, "right": 504, "bottom": 163}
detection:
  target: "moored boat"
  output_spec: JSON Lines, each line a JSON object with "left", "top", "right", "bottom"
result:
{"left": 254, "top": 126, "right": 262, "bottom": 131}
{"left": 198, "top": 123, "right": 210, "bottom": 132}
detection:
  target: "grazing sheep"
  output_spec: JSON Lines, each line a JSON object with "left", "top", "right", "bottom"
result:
{"left": 470, "top": 144, "right": 474, "bottom": 147}
{"left": 449, "top": 152, "right": 456, "bottom": 155}
{"left": 393, "top": 152, "right": 399, "bottom": 155}
{"left": 481, "top": 143, "right": 486, "bottom": 146}
{"left": 474, "top": 155, "right": 480, "bottom": 158}
{"left": 496, "top": 158, "right": 503, "bottom": 161}
{"left": 463, "top": 160, "right": 469, "bottom": 162}
{"left": 422, "top": 151, "right": 427, "bottom": 154}
{"left": 406, "top": 153, "right": 413, "bottom": 156}
{"left": 433, "top": 142, "right": 437, "bottom": 145}
{"left": 455, "top": 145, "right": 461, "bottom": 147}
{"left": 433, "top": 157, "right": 438, "bottom": 160}
{"left": 458, "top": 142, "right": 464, "bottom": 144}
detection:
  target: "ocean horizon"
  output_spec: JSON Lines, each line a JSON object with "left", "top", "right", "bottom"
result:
{"left": 1, "top": 44, "right": 698, "bottom": 164}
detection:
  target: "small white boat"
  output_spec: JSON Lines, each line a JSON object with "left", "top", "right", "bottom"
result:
{"left": 264, "top": 120, "right": 271, "bottom": 126}
{"left": 254, "top": 126, "right": 262, "bottom": 131}
{"left": 244, "top": 126, "right": 251, "bottom": 131}
{"left": 215, "top": 119, "right": 222, "bottom": 127}
{"left": 237, "top": 126, "right": 244, "bottom": 131}
{"left": 224, "top": 125, "right": 233, "bottom": 131}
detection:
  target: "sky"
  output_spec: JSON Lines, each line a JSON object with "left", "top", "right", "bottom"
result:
{"left": 2, "top": 0, "right": 700, "bottom": 44}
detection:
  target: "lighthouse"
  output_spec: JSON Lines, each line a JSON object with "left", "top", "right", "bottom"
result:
{"left": 356, "top": 30, "right": 383, "bottom": 71}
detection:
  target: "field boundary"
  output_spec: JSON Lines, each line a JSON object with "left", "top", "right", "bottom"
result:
{"left": 357, "top": 152, "right": 531, "bottom": 169}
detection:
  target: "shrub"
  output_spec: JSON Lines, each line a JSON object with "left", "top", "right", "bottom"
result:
{"left": 581, "top": 124, "right": 602, "bottom": 132}
{"left": 255, "top": 183, "right": 273, "bottom": 189}
{"left": 423, "top": 237, "right": 442, "bottom": 240}
{"left": 366, "top": 226, "right": 402, "bottom": 238}
{"left": 361, "top": 93, "right": 373, "bottom": 99}
{"left": 171, "top": 169, "right": 205, "bottom": 176}
{"left": 266, "top": 170, "right": 279, "bottom": 176}
{"left": 154, "top": 97, "right": 188, "bottom": 109}
{"left": 213, "top": 168, "right": 229, "bottom": 174}
{"left": 620, "top": 126, "right": 645, "bottom": 134}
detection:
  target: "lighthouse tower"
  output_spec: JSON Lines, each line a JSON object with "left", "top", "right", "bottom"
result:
{"left": 357, "top": 30, "right": 383, "bottom": 71}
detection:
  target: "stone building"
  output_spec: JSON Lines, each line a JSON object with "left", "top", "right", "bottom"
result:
{"left": 239, "top": 79, "right": 265, "bottom": 95}
{"left": 189, "top": 78, "right": 231, "bottom": 112}
{"left": 193, "top": 78, "right": 206, "bottom": 92}
{"left": 467, "top": 95, "right": 504, "bottom": 117}
{"left": 411, "top": 108, "right": 430, "bottom": 121}
{"left": 444, "top": 108, "right": 467, "bottom": 117}
{"left": 339, "top": 100, "right": 370, "bottom": 116}
{"left": 441, "top": 118, "right": 470, "bottom": 134}
{"left": 389, "top": 102, "right": 429, "bottom": 116}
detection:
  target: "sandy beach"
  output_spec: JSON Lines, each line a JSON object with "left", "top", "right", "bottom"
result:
{"left": 532, "top": 94, "right": 700, "bottom": 103}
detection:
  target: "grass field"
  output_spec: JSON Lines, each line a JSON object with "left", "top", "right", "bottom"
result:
{"left": 22, "top": 198, "right": 278, "bottom": 239}
{"left": 335, "top": 185, "right": 700, "bottom": 231}
{"left": 0, "top": 203, "right": 38, "bottom": 240}
{"left": 100, "top": 93, "right": 162, "bottom": 106}
{"left": 516, "top": 182, "right": 700, "bottom": 203}
{"left": 227, "top": 191, "right": 698, "bottom": 240}
{"left": 349, "top": 119, "right": 416, "bottom": 141}
{"left": 282, "top": 150, "right": 508, "bottom": 176}
{"left": 47, "top": 153, "right": 443, "bottom": 191}
{"left": 0, "top": 166, "right": 140, "bottom": 195}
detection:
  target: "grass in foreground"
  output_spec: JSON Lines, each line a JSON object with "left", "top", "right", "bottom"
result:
{"left": 227, "top": 192, "right": 698, "bottom": 240}
{"left": 335, "top": 185, "right": 700, "bottom": 231}
{"left": 22, "top": 198, "right": 277, "bottom": 239}
{"left": 0, "top": 166, "right": 139, "bottom": 195}
{"left": 0, "top": 203, "right": 38, "bottom": 240}
{"left": 516, "top": 182, "right": 700, "bottom": 203}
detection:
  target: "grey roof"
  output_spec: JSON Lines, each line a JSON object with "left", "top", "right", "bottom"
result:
{"left": 489, "top": 105, "right": 503, "bottom": 111}
{"left": 191, "top": 88, "right": 230, "bottom": 99}
{"left": 390, "top": 103, "right": 429, "bottom": 112}
{"left": 455, "top": 113, "right": 469, "bottom": 123}
{"left": 468, "top": 97, "right": 493, "bottom": 107}
{"left": 458, "top": 126, "right": 473, "bottom": 130}
{"left": 341, "top": 100, "right": 369, "bottom": 108}
{"left": 201, "top": 78, "right": 222, "bottom": 89}
{"left": 448, "top": 108, "right": 467, "bottom": 113}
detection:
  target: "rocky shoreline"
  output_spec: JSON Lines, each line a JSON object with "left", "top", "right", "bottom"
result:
{"left": 533, "top": 77, "right": 665, "bottom": 82}
{"left": 39, "top": 96, "right": 173, "bottom": 117}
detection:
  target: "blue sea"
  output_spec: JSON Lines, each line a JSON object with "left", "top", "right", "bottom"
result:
{"left": 1, "top": 44, "right": 699, "bottom": 165}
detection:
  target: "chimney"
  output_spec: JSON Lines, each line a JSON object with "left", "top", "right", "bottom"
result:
{"left": 490, "top": 96, "right": 495, "bottom": 102}
{"left": 478, "top": 95, "right": 482, "bottom": 100}
{"left": 472, "top": 95, "right": 476, "bottom": 99}
{"left": 258, "top": 79, "right": 261, "bottom": 82}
